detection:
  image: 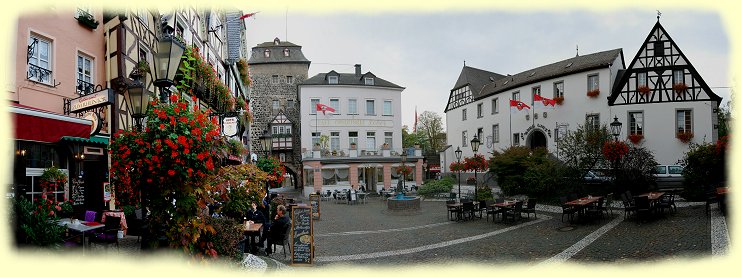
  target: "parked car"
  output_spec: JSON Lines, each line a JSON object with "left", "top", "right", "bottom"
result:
{"left": 654, "top": 165, "right": 684, "bottom": 191}
{"left": 583, "top": 170, "right": 612, "bottom": 186}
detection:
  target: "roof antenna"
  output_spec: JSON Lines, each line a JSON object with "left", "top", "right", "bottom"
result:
{"left": 463, "top": 60, "right": 466, "bottom": 67}
{"left": 576, "top": 45, "right": 579, "bottom": 57}
{"left": 656, "top": 10, "right": 662, "bottom": 21}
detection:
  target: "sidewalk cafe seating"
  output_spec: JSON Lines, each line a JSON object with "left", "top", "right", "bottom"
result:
{"left": 446, "top": 200, "right": 460, "bottom": 221}
{"left": 271, "top": 222, "right": 292, "bottom": 258}
{"left": 522, "top": 198, "right": 537, "bottom": 219}
{"left": 486, "top": 199, "right": 505, "bottom": 222}
{"left": 585, "top": 197, "right": 605, "bottom": 221}
{"left": 503, "top": 201, "right": 523, "bottom": 223}
{"left": 634, "top": 195, "right": 653, "bottom": 221}
{"left": 475, "top": 200, "right": 487, "bottom": 219}
{"left": 620, "top": 193, "right": 637, "bottom": 219}
{"left": 657, "top": 191, "right": 677, "bottom": 214}
{"left": 560, "top": 196, "right": 577, "bottom": 223}
{"left": 90, "top": 216, "right": 122, "bottom": 249}
{"left": 461, "top": 201, "right": 475, "bottom": 221}
{"left": 321, "top": 190, "right": 332, "bottom": 201}
{"left": 603, "top": 193, "right": 615, "bottom": 216}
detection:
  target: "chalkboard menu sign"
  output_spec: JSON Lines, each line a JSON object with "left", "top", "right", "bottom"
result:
{"left": 290, "top": 205, "right": 313, "bottom": 265}
{"left": 70, "top": 178, "right": 85, "bottom": 206}
{"left": 309, "top": 194, "right": 320, "bottom": 220}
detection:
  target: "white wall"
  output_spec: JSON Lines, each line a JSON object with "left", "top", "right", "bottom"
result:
{"left": 299, "top": 85, "right": 404, "bottom": 152}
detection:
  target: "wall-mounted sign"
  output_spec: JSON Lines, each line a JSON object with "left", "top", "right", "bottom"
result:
{"left": 103, "top": 182, "right": 111, "bottom": 203}
{"left": 83, "top": 112, "right": 102, "bottom": 136}
{"left": 222, "top": 116, "right": 238, "bottom": 137}
{"left": 70, "top": 178, "right": 85, "bottom": 206}
{"left": 69, "top": 88, "right": 114, "bottom": 113}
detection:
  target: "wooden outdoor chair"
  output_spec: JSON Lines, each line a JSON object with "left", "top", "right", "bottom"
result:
{"left": 522, "top": 198, "right": 537, "bottom": 219}
{"left": 503, "top": 201, "right": 523, "bottom": 223}
{"left": 560, "top": 196, "right": 577, "bottom": 223}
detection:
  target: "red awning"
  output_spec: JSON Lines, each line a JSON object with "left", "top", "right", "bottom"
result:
{"left": 10, "top": 102, "right": 92, "bottom": 143}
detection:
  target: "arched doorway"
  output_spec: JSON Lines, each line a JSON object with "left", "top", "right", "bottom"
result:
{"left": 528, "top": 130, "right": 547, "bottom": 150}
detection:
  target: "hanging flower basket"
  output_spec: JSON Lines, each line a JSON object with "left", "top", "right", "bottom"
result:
{"left": 554, "top": 96, "right": 565, "bottom": 105}
{"left": 602, "top": 141, "right": 629, "bottom": 161}
{"left": 39, "top": 166, "right": 68, "bottom": 192}
{"left": 677, "top": 131, "right": 694, "bottom": 143}
{"left": 395, "top": 165, "right": 412, "bottom": 175}
{"left": 672, "top": 83, "right": 688, "bottom": 93}
{"left": 637, "top": 85, "right": 650, "bottom": 95}
{"left": 587, "top": 89, "right": 600, "bottom": 98}
{"left": 628, "top": 133, "right": 644, "bottom": 144}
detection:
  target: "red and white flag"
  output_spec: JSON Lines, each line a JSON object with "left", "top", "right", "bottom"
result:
{"left": 316, "top": 103, "right": 335, "bottom": 115}
{"left": 509, "top": 99, "right": 531, "bottom": 114}
{"left": 533, "top": 94, "right": 556, "bottom": 110}
{"left": 239, "top": 12, "right": 259, "bottom": 20}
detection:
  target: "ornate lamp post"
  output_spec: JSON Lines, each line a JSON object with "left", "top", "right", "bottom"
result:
{"left": 454, "top": 146, "right": 462, "bottom": 202}
{"left": 470, "top": 134, "right": 481, "bottom": 200}
{"left": 610, "top": 116, "right": 623, "bottom": 188}
{"left": 151, "top": 35, "right": 185, "bottom": 103}
{"left": 124, "top": 69, "right": 151, "bottom": 131}
{"left": 400, "top": 151, "right": 407, "bottom": 193}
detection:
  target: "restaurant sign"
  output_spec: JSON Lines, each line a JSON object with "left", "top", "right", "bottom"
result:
{"left": 69, "top": 88, "right": 114, "bottom": 113}
{"left": 222, "top": 116, "right": 238, "bottom": 137}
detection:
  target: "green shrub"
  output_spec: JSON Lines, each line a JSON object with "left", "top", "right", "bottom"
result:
{"left": 417, "top": 177, "right": 455, "bottom": 198}
{"left": 615, "top": 145, "right": 658, "bottom": 194}
{"left": 13, "top": 197, "right": 66, "bottom": 248}
{"left": 204, "top": 217, "right": 243, "bottom": 261}
{"left": 221, "top": 186, "right": 260, "bottom": 219}
{"left": 680, "top": 141, "right": 727, "bottom": 201}
{"left": 474, "top": 185, "right": 493, "bottom": 201}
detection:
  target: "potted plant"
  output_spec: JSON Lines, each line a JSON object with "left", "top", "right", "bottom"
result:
{"left": 554, "top": 96, "right": 565, "bottom": 105}
{"left": 350, "top": 142, "right": 357, "bottom": 150}
{"left": 673, "top": 83, "right": 688, "bottom": 93}
{"left": 628, "top": 133, "right": 644, "bottom": 144}
{"left": 76, "top": 9, "right": 99, "bottom": 29}
{"left": 587, "top": 89, "right": 600, "bottom": 98}
{"left": 136, "top": 60, "right": 151, "bottom": 74}
{"left": 39, "top": 166, "right": 67, "bottom": 193}
{"left": 637, "top": 85, "right": 650, "bottom": 95}
{"left": 677, "top": 131, "right": 694, "bottom": 143}
{"left": 382, "top": 143, "right": 390, "bottom": 150}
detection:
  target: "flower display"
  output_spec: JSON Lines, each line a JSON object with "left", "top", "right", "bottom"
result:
{"left": 637, "top": 85, "right": 650, "bottom": 95}
{"left": 554, "top": 96, "right": 565, "bottom": 105}
{"left": 463, "top": 154, "right": 488, "bottom": 172}
{"left": 672, "top": 83, "right": 688, "bottom": 93}
{"left": 602, "top": 140, "right": 629, "bottom": 161}
{"left": 587, "top": 89, "right": 600, "bottom": 98}
{"left": 677, "top": 131, "right": 694, "bottom": 143}
{"left": 395, "top": 165, "right": 412, "bottom": 175}
{"left": 449, "top": 161, "right": 465, "bottom": 172}
{"left": 256, "top": 156, "right": 285, "bottom": 188}
{"left": 39, "top": 166, "right": 67, "bottom": 193}
{"left": 628, "top": 133, "right": 644, "bottom": 144}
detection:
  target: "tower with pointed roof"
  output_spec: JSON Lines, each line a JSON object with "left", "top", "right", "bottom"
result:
{"left": 248, "top": 37, "right": 311, "bottom": 188}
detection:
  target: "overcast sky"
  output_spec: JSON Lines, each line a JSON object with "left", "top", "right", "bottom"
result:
{"left": 241, "top": 8, "right": 730, "bottom": 129}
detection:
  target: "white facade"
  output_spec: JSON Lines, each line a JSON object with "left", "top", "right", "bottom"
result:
{"left": 298, "top": 85, "right": 404, "bottom": 153}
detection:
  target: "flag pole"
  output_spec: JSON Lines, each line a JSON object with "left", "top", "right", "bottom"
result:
{"left": 509, "top": 102, "right": 512, "bottom": 147}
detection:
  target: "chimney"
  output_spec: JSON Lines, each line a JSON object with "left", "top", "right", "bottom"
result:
{"left": 355, "top": 64, "right": 361, "bottom": 77}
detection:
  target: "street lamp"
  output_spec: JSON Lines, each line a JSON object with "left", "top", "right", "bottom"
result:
{"left": 470, "top": 134, "right": 481, "bottom": 200}
{"left": 400, "top": 151, "right": 407, "bottom": 193}
{"left": 259, "top": 130, "right": 273, "bottom": 193}
{"left": 124, "top": 68, "right": 151, "bottom": 131}
{"left": 454, "top": 146, "right": 462, "bottom": 202}
{"left": 610, "top": 116, "right": 623, "bottom": 141}
{"left": 151, "top": 35, "right": 185, "bottom": 103}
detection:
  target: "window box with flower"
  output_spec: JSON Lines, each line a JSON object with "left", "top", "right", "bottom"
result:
{"left": 628, "top": 133, "right": 644, "bottom": 144}
{"left": 637, "top": 85, "right": 650, "bottom": 95}
{"left": 677, "top": 131, "right": 693, "bottom": 143}
{"left": 554, "top": 96, "right": 565, "bottom": 105}
{"left": 673, "top": 83, "right": 688, "bottom": 94}
{"left": 587, "top": 89, "right": 600, "bottom": 98}
{"left": 76, "top": 9, "right": 99, "bottom": 29}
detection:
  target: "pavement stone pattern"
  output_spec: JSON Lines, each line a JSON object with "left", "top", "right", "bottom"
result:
{"left": 65, "top": 187, "right": 728, "bottom": 271}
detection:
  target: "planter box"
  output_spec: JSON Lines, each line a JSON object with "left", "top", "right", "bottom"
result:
{"left": 349, "top": 149, "right": 358, "bottom": 157}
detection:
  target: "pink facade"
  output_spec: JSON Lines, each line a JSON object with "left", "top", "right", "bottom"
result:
{"left": 11, "top": 10, "right": 106, "bottom": 116}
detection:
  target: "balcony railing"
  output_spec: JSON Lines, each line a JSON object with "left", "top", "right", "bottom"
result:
{"left": 76, "top": 79, "right": 95, "bottom": 95}
{"left": 302, "top": 147, "right": 422, "bottom": 159}
{"left": 27, "top": 64, "right": 53, "bottom": 85}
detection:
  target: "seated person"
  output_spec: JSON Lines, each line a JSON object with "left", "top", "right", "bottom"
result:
{"left": 265, "top": 205, "right": 290, "bottom": 255}
{"left": 246, "top": 202, "right": 266, "bottom": 223}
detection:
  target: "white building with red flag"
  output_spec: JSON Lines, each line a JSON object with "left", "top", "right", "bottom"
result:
{"left": 441, "top": 19, "right": 721, "bottom": 177}
{"left": 299, "top": 64, "right": 420, "bottom": 197}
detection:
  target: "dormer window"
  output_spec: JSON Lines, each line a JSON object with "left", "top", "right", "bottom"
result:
{"left": 364, "top": 77, "right": 374, "bottom": 85}
{"left": 264, "top": 49, "right": 270, "bottom": 58}
{"left": 274, "top": 37, "right": 280, "bottom": 45}
{"left": 328, "top": 75, "right": 338, "bottom": 84}
{"left": 283, "top": 48, "right": 290, "bottom": 57}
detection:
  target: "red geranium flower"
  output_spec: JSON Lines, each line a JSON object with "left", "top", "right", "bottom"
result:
{"left": 168, "top": 170, "right": 176, "bottom": 176}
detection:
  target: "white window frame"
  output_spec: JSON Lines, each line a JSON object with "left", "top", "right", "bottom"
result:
{"left": 283, "top": 48, "right": 290, "bottom": 57}
{"left": 310, "top": 98, "right": 320, "bottom": 115}
{"left": 272, "top": 99, "right": 280, "bottom": 110}
{"left": 330, "top": 131, "right": 340, "bottom": 150}
{"left": 264, "top": 49, "right": 270, "bottom": 58}
{"left": 28, "top": 34, "right": 53, "bottom": 85}
{"left": 330, "top": 98, "right": 340, "bottom": 114}
{"left": 477, "top": 103, "right": 483, "bottom": 118}
{"left": 366, "top": 132, "right": 376, "bottom": 150}
{"left": 586, "top": 113, "right": 600, "bottom": 130}
{"left": 77, "top": 53, "right": 93, "bottom": 93}
{"left": 676, "top": 109, "right": 692, "bottom": 134}
{"left": 512, "top": 91, "right": 520, "bottom": 101}
{"left": 588, "top": 74, "right": 599, "bottom": 92}
{"left": 554, "top": 81, "right": 564, "bottom": 98}
{"left": 365, "top": 77, "right": 374, "bottom": 85}
{"left": 629, "top": 111, "right": 644, "bottom": 135}
{"left": 383, "top": 100, "right": 392, "bottom": 116}
{"left": 462, "top": 108, "right": 467, "bottom": 121}
{"left": 637, "top": 72, "right": 647, "bottom": 87}
{"left": 328, "top": 75, "right": 339, "bottom": 84}
{"left": 673, "top": 70, "right": 684, "bottom": 85}
{"left": 348, "top": 99, "right": 358, "bottom": 115}
{"left": 492, "top": 98, "right": 498, "bottom": 114}
{"left": 492, "top": 124, "right": 499, "bottom": 143}
{"left": 312, "top": 132, "right": 321, "bottom": 147}
{"left": 137, "top": 10, "right": 148, "bottom": 26}
{"left": 349, "top": 131, "right": 358, "bottom": 147}
{"left": 366, "top": 99, "right": 375, "bottom": 116}
{"left": 462, "top": 131, "right": 468, "bottom": 147}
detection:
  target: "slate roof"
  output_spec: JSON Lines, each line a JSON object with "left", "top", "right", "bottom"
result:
{"left": 301, "top": 71, "right": 404, "bottom": 89}
{"left": 478, "top": 48, "right": 623, "bottom": 99}
{"left": 248, "top": 38, "right": 311, "bottom": 65}
{"left": 452, "top": 66, "right": 506, "bottom": 97}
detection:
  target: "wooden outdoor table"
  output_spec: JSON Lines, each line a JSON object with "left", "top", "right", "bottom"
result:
{"left": 565, "top": 196, "right": 602, "bottom": 222}
{"left": 242, "top": 222, "right": 263, "bottom": 254}
{"left": 639, "top": 192, "right": 665, "bottom": 201}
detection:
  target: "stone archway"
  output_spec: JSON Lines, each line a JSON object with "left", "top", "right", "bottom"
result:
{"left": 528, "top": 130, "right": 547, "bottom": 150}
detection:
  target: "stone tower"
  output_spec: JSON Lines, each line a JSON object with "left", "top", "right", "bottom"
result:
{"left": 248, "top": 37, "right": 310, "bottom": 188}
